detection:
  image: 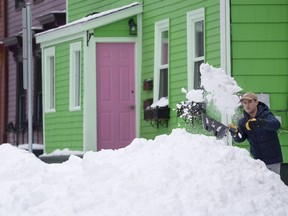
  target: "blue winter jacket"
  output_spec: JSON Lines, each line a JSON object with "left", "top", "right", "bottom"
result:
{"left": 233, "top": 102, "right": 283, "bottom": 165}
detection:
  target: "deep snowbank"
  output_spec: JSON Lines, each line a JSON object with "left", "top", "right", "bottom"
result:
{"left": 0, "top": 129, "right": 287, "bottom": 216}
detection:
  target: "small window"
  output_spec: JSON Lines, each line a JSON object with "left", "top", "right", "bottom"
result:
{"left": 34, "top": 55, "right": 43, "bottom": 128}
{"left": 17, "top": 62, "right": 26, "bottom": 129}
{"left": 44, "top": 47, "right": 55, "bottom": 112}
{"left": 33, "top": 0, "right": 44, "bottom": 4}
{"left": 187, "top": 8, "right": 205, "bottom": 90}
{"left": 69, "top": 42, "right": 82, "bottom": 111}
{"left": 154, "top": 19, "right": 169, "bottom": 102}
{"left": 15, "top": 0, "right": 25, "bottom": 9}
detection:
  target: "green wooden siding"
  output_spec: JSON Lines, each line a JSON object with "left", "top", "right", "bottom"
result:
{"left": 68, "top": 0, "right": 142, "bottom": 22}
{"left": 42, "top": 0, "right": 288, "bottom": 164}
{"left": 93, "top": 18, "right": 136, "bottom": 37}
{"left": 231, "top": 0, "right": 288, "bottom": 162}
{"left": 141, "top": 0, "right": 221, "bottom": 139}
{"left": 44, "top": 40, "right": 84, "bottom": 153}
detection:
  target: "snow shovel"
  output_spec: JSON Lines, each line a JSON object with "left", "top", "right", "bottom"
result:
{"left": 201, "top": 113, "right": 229, "bottom": 139}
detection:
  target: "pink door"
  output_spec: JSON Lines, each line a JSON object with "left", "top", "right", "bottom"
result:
{"left": 96, "top": 43, "right": 135, "bottom": 150}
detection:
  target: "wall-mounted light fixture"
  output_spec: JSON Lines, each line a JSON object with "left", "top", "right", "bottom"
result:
{"left": 128, "top": 18, "right": 137, "bottom": 35}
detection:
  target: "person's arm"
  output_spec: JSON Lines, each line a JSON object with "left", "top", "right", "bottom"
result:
{"left": 229, "top": 119, "right": 247, "bottom": 143}
{"left": 245, "top": 112, "right": 280, "bottom": 131}
{"left": 262, "top": 112, "right": 281, "bottom": 131}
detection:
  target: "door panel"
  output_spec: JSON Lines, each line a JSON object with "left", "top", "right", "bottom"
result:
{"left": 96, "top": 43, "right": 135, "bottom": 150}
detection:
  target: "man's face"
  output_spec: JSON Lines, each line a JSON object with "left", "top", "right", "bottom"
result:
{"left": 241, "top": 99, "right": 258, "bottom": 116}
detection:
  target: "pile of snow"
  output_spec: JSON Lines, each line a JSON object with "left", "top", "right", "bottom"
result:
{"left": 0, "top": 129, "right": 287, "bottom": 216}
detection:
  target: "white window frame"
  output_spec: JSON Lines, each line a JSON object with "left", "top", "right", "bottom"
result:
{"left": 69, "top": 42, "right": 82, "bottom": 111}
{"left": 44, "top": 47, "right": 55, "bottom": 113}
{"left": 187, "top": 8, "right": 205, "bottom": 90}
{"left": 153, "top": 19, "right": 169, "bottom": 102}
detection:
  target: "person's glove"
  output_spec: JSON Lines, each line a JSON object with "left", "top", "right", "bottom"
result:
{"left": 228, "top": 123, "right": 238, "bottom": 136}
{"left": 245, "top": 118, "right": 266, "bottom": 130}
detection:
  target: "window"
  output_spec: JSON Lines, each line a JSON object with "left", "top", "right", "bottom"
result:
{"left": 17, "top": 62, "right": 26, "bottom": 129}
{"left": 44, "top": 47, "right": 55, "bottom": 112}
{"left": 187, "top": 8, "right": 205, "bottom": 90}
{"left": 33, "top": 0, "right": 44, "bottom": 4}
{"left": 34, "top": 54, "right": 43, "bottom": 128}
{"left": 15, "top": 0, "right": 25, "bottom": 9}
{"left": 69, "top": 42, "right": 82, "bottom": 111}
{"left": 154, "top": 19, "right": 169, "bottom": 102}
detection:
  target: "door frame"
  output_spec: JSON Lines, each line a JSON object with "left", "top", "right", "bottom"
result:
{"left": 83, "top": 36, "right": 142, "bottom": 151}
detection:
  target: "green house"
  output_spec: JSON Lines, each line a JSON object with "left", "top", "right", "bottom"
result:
{"left": 36, "top": 0, "right": 288, "bottom": 168}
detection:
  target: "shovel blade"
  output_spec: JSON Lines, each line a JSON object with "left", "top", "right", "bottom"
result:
{"left": 201, "top": 113, "right": 229, "bottom": 139}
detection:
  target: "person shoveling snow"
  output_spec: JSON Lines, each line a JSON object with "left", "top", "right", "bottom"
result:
{"left": 228, "top": 92, "right": 283, "bottom": 175}
{"left": 177, "top": 63, "right": 284, "bottom": 175}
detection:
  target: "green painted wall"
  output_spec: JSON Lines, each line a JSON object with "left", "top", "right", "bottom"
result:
{"left": 67, "top": 0, "right": 221, "bottom": 140}
{"left": 68, "top": 0, "right": 142, "bottom": 22}
{"left": 141, "top": 0, "right": 221, "bottom": 139}
{"left": 44, "top": 40, "right": 84, "bottom": 153}
{"left": 231, "top": 0, "right": 288, "bottom": 162}
{"left": 44, "top": 0, "right": 288, "bottom": 163}
{"left": 93, "top": 18, "right": 136, "bottom": 37}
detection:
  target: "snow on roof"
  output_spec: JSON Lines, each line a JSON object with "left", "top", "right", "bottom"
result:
{"left": 36, "top": 2, "right": 140, "bottom": 38}
{"left": 40, "top": 10, "right": 66, "bottom": 16}
{"left": 37, "top": 10, "right": 66, "bottom": 19}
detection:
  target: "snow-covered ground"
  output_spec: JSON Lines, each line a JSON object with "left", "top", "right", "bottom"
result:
{"left": 0, "top": 129, "right": 288, "bottom": 216}
{"left": 1, "top": 63, "right": 286, "bottom": 215}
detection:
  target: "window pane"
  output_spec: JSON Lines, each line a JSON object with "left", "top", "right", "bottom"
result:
{"left": 75, "top": 51, "right": 81, "bottom": 107}
{"left": 161, "top": 31, "right": 169, "bottom": 65}
{"left": 19, "top": 95, "right": 25, "bottom": 128}
{"left": 194, "top": 20, "right": 204, "bottom": 58}
{"left": 15, "top": 0, "right": 25, "bottom": 9}
{"left": 17, "top": 62, "right": 26, "bottom": 128}
{"left": 50, "top": 56, "right": 54, "bottom": 109}
{"left": 37, "top": 92, "right": 43, "bottom": 124}
{"left": 159, "top": 68, "right": 168, "bottom": 99}
{"left": 194, "top": 60, "right": 204, "bottom": 89}
{"left": 34, "top": 56, "right": 42, "bottom": 124}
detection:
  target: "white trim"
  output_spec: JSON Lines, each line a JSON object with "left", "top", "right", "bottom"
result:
{"left": 220, "top": 0, "right": 231, "bottom": 76}
{"left": 39, "top": 33, "right": 84, "bottom": 49}
{"left": 153, "top": 18, "right": 169, "bottom": 102}
{"left": 43, "top": 47, "right": 56, "bottom": 113}
{"left": 36, "top": 3, "right": 142, "bottom": 44}
{"left": 83, "top": 36, "right": 141, "bottom": 151}
{"left": 187, "top": 8, "right": 205, "bottom": 90}
{"left": 69, "top": 41, "right": 82, "bottom": 111}
{"left": 94, "top": 37, "right": 136, "bottom": 43}
{"left": 83, "top": 36, "right": 96, "bottom": 152}
{"left": 135, "top": 13, "right": 142, "bottom": 138}
{"left": 220, "top": 0, "right": 232, "bottom": 145}
{"left": 93, "top": 37, "right": 140, "bottom": 148}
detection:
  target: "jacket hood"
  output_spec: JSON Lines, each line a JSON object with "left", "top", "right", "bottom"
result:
{"left": 243, "top": 101, "right": 269, "bottom": 119}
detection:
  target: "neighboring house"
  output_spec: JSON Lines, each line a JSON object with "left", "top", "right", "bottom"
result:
{"left": 2, "top": 0, "right": 66, "bottom": 146}
{"left": 35, "top": 0, "right": 287, "bottom": 167}
{"left": 0, "top": 0, "right": 8, "bottom": 144}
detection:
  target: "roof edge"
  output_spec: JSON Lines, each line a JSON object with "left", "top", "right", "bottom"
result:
{"left": 36, "top": 2, "right": 142, "bottom": 45}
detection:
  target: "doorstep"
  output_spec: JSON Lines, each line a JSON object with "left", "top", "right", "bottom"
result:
{"left": 39, "top": 154, "right": 83, "bottom": 164}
